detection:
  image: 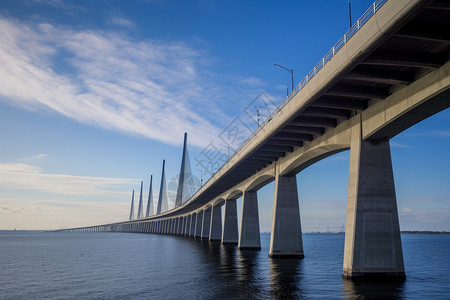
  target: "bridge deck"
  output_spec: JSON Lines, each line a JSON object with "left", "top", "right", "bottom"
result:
{"left": 157, "top": 0, "right": 450, "bottom": 218}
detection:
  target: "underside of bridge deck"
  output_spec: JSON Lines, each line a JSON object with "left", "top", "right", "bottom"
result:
{"left": 184, "top": 0, "right": 450, "bottom": 214}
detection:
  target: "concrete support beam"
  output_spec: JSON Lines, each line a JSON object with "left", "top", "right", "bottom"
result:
{"left": 222, "top": 199, "right": 238, "bottom": 245}
{"left": 269, "top": 173, "right": 304, "bottom": 258}
{"left": 185, "top": 215, "right": 191, "bottom": 236}
{"left": 343, "top": 118, "right": 404, "bottom": 279}
{"left": 201, "top": 207, "right": 212, "bottom": 239}
{"left": 181, "top": 216, "right": 185, "bottom": 235}
{"left": 195, "top": 211, "right": 203, "bottom": 237}
{"left": 177, "top": 217, "right": 182, "bottom": 235}
{"left": 190, "top": 214, "right": 196, "bottom": 236}
{"left": 209, "top": 205, "right": 222, "bottom": 241}
{"left": 238, "top": 191, "right": 261, "bottom": 250}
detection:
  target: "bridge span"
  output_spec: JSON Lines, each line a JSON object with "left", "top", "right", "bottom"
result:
{"left": 61, "top": 0, "right": 450, "bottom": 280}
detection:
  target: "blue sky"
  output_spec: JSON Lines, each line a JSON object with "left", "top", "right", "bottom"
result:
{"left": 0, "top": 0, "right": 448, "bottom": 231}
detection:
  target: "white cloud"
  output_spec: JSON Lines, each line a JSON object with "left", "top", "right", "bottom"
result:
{"left": 390, "top": 141, "right": 414, "bottom": 149}
{"left": 0, "top": 15, "right": 230, "bottom": 148}
{"left": 22, "top": 153, "right": 49, "bottom": 161}
{"left": 240, "top": 76, "right": 265, "bottom": 87}
{"left": 0, "top": 162, "right": 137, "bottom": 196}
{"left": 404, "top": 129, "right": 450, "bottom": 138}
{"left": 109, "top": 16, "right": 135, "bottom": 28}
{"left": 0, "top": 197, "right": 129, "bottom": 230}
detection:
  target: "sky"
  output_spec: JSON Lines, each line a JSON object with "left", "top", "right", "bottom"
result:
{"left": 0, "top": 0, "right": 449, "bottom": 232}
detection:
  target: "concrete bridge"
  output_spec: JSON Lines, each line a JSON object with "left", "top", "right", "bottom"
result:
{"left": 62, "top": 0, "right": 450, "bottom": 280}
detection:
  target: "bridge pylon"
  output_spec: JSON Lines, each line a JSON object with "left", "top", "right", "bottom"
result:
{"left": 137, "top": 181, "right": 144, "bottom": 219}
{"left": 145, "top": 175, "right": 154, "bottom": 217}
{"left": 129, "top": 190, "right": 135, "bottom": 221}
{"left": 157, "top": 160, "right": 168, "bottom": 214}
{"left": 343, "top": 116, "right": 404, "bottom": 279}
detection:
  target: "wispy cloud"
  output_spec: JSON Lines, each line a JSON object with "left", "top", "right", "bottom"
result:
{"left": 0, "top": 197, "right": 129, "bottom": 229}
{"left": 0, "top": 15, "right": 237, "bottom": 148}
{"left": 240, "top": 76, "right": 265, "bottom": 87}
{"left": 390, "top": 141, "right": 414, "bottom": 149}
{"left": 404, "top": 129, "right": 450, "bottom": 138}
{"left": 109, "top": 16, "right": 135, "bottom": 28}
{"left": 0, "top": 162, "right": 137, "bottom": 196}
{"left": 28, "top": 0, "right": 65, "bottom": 8}
{"left": 21, "top": 153, "right": 49, "bottom": 161}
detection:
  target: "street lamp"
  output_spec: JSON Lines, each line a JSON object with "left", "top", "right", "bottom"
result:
{"left": 348, "top": 0, "right": 352, "bottom": 28}
{"left": 195, "top": 168, "right": 203, "bottom": 187}
{"left": 274, "top": 64, "right": 294, "bottom": 93}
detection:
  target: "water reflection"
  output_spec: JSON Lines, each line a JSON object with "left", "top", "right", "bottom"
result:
{"left": 269, "top": 258, "right": 304, "bottom": 299}
{"left": 342, "top": 278, "right": 405, "bottom": 299}
{"left": 236, "top": 251, "right": 262, "bottom": 296}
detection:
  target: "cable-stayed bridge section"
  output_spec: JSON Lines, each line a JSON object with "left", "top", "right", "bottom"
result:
{"left": 63, "top": 0, "right": 450, "bottom": 280}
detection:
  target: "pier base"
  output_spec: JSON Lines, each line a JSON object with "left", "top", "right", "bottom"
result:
{"left": 222, "top": 199, "right": 238, "bottom": 245}
{"left": 343, "top": 120, "right": 404, "bottom": 279}
{"left": 210, "top": 205, "right": 222, "bottom": 241}
{"left": 194, "top": 211, "right": 203, "bottom": 237}
{"left": 269, "top": 174, "right": 304, "bottom": 258}
{"left": 201, "top": 207, "right": 211, "bottom": 239}
{"left": 238, "top": 191, "right": 261, "bottom": 250}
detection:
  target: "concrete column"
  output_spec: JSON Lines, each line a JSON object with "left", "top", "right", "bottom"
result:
{"left": 269, "top": 171, "right": 303, "bottom": 257}
{"left": 209, "top": 205, "right": 222, "bottom": 241}
{"left": 222, "top": 199, "right": 238, "bottom": 245}
{"left": 179, "top": 217, "right": 184, "bottom": 235}
{"left": 171, "top": 219, "right": 176, "bottom": 234}
{"left": 239, "top": 191, "right": 261, "bottom": 250}
{"left": 201, "top": 207, "right": 212, "bottom": 239}
{"left": 195, "top": 211, "right": 203, "bottom": 237}
{"left": 190, "top": 214, "right": 196, "bottom": 236}
{"left": 343, "top": 119, "right": 404, "bottom": 279}
{"left": 184, "top": 215, "right": 189, "bottom": 235}
{"left": 183, "top": 216, "right": 188, "bottom": 235}
{"left": 178, "top": 217, "right": 182, "bottom": 235}
{"left": 164, "top": 219, "right": 168, "bottom": 234}
{"left": 172, "top": 218, "right": 176, "bottom": 234}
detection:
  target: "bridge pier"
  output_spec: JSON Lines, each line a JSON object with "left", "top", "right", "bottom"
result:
{"left": 238, "top": 191, "right": 261, "bottom": 250}
{"left": 190, "top": 213, "right": 196, "bottom": 236}
{"left": 185, "top": 215, "right": 191, "bottom": 236}
{"left": 269, "top": 173, "right": 304, "bottom": 258}
{"left": 222, "top": 199, "right": 238, "bottom": 245}
{"left": 209, "top": 205, "right": 222, "bottom": 241}
{"left": 195, "top": 211, "right": 203, "bottom": 237}
{"left": 201, "top": 207, "right": 212, "bottom": 239}
{"left": 177, "top": 217, "right": 182, "bottom": 235}
{"left": 180, "top": 217, "right": 185, "bottom": 235}
{"left": 343, "top": 122, "right": 405, "bottom": 279}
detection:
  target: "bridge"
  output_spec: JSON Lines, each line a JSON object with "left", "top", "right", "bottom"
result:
{"left": 60, "top": 0, "right": 450, "bottom": 280}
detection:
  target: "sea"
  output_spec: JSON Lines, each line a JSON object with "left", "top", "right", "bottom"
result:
{"left": 0, "top": 231, "right": 449, "bottom": 299}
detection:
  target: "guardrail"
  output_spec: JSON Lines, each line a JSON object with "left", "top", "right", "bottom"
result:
{"left": 182, "top": 0, "right": 388, "bottom": 211}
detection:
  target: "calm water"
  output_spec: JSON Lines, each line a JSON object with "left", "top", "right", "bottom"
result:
{"left": 1, "top": 232, "right": 449, "bottom": 299}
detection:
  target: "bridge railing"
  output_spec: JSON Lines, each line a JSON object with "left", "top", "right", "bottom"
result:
{"left": 179, "top": 0, "right": 388, "bottom": 211}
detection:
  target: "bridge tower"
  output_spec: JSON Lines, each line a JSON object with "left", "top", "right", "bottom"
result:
{"left": 157, "top": 160, "right": 168, "bottom": 214}
{"left": 137, "top": 181, "right": 144, "bottom": 219}
{"left": 129, "top": 190, "right": 135, "bottom": 221}
{"left": 145, "top": 175, "right": 154, "bottom": 217}
{"left": 175, "top": 133, "right": 196, "bottom": 207}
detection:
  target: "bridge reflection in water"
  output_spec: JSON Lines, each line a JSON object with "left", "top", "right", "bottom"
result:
{"left": 60, "top": 0, "right": 450, "bottom": 281}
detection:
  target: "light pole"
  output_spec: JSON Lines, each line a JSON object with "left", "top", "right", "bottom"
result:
{"left": 274, "top": 64, "right": 294, "bottom": 93}
{"left": 195, "top": 168, "right": 203, "bottom": 187}
{"left": 348, "top": 0, "right": 352, "bottom": 28}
